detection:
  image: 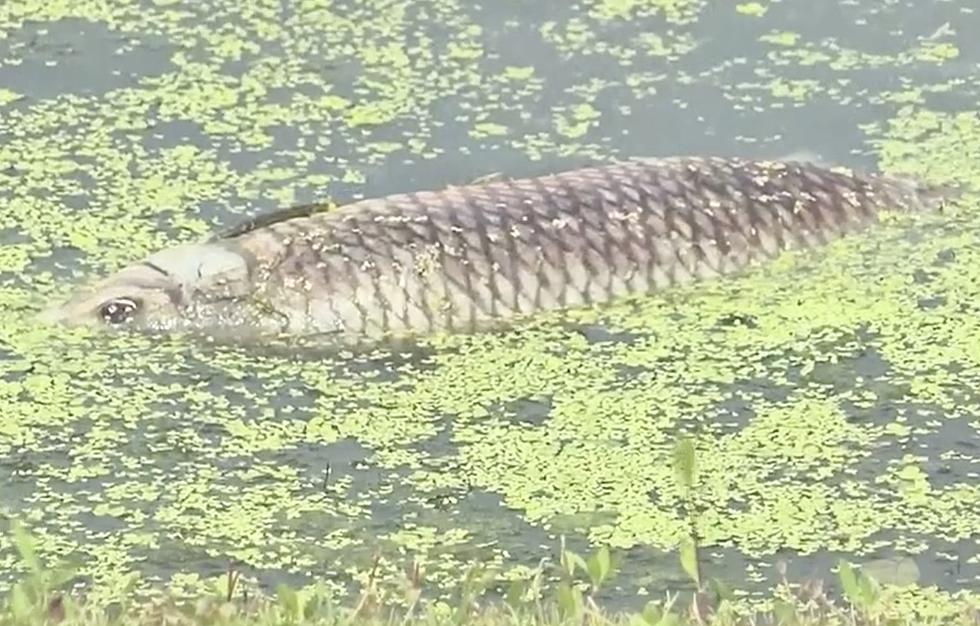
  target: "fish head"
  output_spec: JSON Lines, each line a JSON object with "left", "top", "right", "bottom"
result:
{"left": 41, "top": 242, "right": 285, "bottom": 336}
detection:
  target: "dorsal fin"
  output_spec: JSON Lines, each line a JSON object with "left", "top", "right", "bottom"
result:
{"left": 209, "top": 201, "right": 338, "bottom": 241}
{"left": 208, "top": 167, "right": 534, "bottom": 241}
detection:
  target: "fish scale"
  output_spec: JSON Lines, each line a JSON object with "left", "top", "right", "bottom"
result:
{"left": 219, "top": 156, "right": 949, "bottom": 339}
{"left": 43, "top": 155, "right": 956, "bottom": 341}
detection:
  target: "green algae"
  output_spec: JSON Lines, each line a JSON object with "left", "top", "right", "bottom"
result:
{"left": 586, "top": 0, "right": 704, "bottom": 24}
{"left": 735, "top": 3, "right": 768, "bottom": 17}
{"left": 0, "top": 89, "right": 22, "bottom": 105}
{"left": 0, "top": 0, "right": 979, "bottom": 616}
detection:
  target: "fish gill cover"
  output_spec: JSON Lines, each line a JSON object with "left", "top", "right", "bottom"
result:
{"left": 0, "top": 0, "right": 978, "bottom": 618}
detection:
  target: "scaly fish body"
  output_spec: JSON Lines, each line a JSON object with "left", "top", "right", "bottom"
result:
{"left": 42, "top": 156, "right": 953, "bottom": 341}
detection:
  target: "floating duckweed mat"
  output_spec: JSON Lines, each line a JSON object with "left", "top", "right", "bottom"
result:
{"left": 0, "top": 0, "right": 978, "bottom": 615}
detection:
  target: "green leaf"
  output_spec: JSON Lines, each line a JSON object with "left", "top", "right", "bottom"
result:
{"left": 560, "top": 547, "right": 588, "bottom": 579}
{"left": 837, "top": 560, "right": 864, "bottom": 608}
{"left": 11, "top": 520, "right": 41, "bottom": 575}
{"left": 586, "top": 546, "right": 613, "bottom": 589}
{"left": 640, "top": 602, "right": 664, "bottom": 625}
{"left": 276, "top": 584, "right": 300, "bottom": 621}
{"left": 858, "top": 571, "right": 880, "bottom": 607}
{"left": 673, "top": 439, "right": 696, "bottom": 490}
{"left": 598, "top": 546, "right": 613, "bottom": 579}
{"left": 505, "top": 578, "right": 527, "bottom": 608}
{"left": 9, "top": 584, "right": 33, "bottom": 621}
{"left": 679, "top": 537, "right": 700, "bottom": 587}
{"left": 638, "top": 601, "right": 682, "bottom": 626}
{"left": 772, "top": 599, "right": 799, "bottom": 625}
{"left": 556, "top": 582, "right": 582, "bottom": 619}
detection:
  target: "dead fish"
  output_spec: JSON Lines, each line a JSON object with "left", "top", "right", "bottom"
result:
{"left": 41, "top": 156, "right": 956, "bottom": 343}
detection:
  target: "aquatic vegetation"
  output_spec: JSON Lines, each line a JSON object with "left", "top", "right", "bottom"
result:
{"left": 0, "top": 0, "right": 978, "bottom": 614}
{"left": 1, "top": 444, "right": 977, "bottom": 626}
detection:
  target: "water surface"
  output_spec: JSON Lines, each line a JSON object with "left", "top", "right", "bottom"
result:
{"left": 0, "top": 0, "right": 978, "bottom": 616}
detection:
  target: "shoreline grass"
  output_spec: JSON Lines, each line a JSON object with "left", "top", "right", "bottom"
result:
{"left": 4, "top": 442, "right": 977, "bottom": 626}
{"left": 2, "top": 528, "right": 979, "bottom": 626}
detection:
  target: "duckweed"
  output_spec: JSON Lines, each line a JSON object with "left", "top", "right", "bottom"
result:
{"left": 0, "top": 0, "right": 977, "bottom": 615}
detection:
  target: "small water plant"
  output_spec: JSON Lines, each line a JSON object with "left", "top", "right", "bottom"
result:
{"left": 0, "top": 440, "right": 977, "bottom": 626}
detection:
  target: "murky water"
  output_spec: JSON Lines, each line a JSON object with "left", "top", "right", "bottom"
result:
{"left": 1, "top": 0, "right": 978, "bottom": 613}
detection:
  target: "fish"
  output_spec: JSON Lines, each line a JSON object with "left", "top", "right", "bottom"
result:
{"left": 41, "top": 156, "right": 956, "bottom": 343}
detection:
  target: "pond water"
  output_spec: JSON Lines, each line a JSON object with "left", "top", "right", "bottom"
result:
{"left": 0, "top": 0, "right": 978, "bottom": 615}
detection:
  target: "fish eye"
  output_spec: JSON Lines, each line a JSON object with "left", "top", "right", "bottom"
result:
{"left": 99, "top": 298, "right": 140, "bottom": 325}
